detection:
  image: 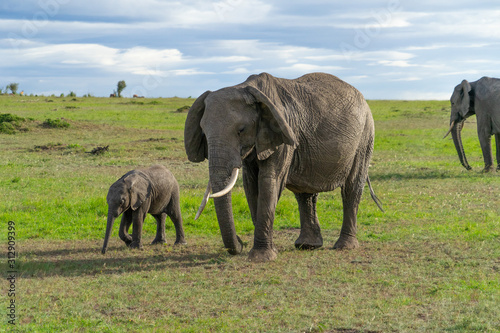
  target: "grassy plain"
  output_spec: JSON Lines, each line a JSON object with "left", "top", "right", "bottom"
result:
{"left": 1, "top": 95, "right": 499, "bottom": 332}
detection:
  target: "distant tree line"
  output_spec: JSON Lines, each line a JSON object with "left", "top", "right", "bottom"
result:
{"left": 1, "top": 80, "right": 127, "bottom": 97}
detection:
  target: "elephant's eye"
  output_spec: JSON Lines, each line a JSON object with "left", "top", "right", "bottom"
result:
{"left": 237, "top": 126, "right": 245, "bottom": 136}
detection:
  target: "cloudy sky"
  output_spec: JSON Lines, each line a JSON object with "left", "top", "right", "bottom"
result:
{"left": 1, "top": 0, "right": 499, "bottom": 99}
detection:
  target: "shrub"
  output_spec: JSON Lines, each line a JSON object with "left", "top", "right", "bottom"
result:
{"left": 42, "top": 118, "right": 70, "bottom": 129}
{"left": 0, "top": 113, "right": 27, "bottom": 134}
{"left": 175, "top": 105, "right": 191, "bottom": 113}
{"left": 0, "top": 122, "right": 16, "bottom": 134}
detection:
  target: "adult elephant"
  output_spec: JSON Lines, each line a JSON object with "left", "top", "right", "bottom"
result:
{"left": 184, "top": 73, "right": 382, "bottom": 262}
{"left": 444, "top": 77, "right": 500, "bottom": 172}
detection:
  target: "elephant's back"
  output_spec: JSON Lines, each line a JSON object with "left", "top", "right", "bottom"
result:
{"left": 293, "top": 73, "right": 364, "bottom": 100}
{"left": 476, "top": 77, "right": 500, "bottom": 98}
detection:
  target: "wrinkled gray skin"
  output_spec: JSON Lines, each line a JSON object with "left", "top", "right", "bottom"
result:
{"left": 101, "top": 165, "right": 186, "bottom": 254}
{"left": 449, "top": 77, "right": 500, "bottom": 172}
{"left": 185, "top": 72, "right": 381, "bottom": 262}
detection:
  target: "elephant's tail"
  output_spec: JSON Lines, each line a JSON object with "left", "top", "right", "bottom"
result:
{"left": 367, "top": 176, "right": 384, "bottom": 212}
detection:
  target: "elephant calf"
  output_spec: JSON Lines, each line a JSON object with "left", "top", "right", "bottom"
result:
{"left": 101, "top": 165, "right": 186, "bottom": 254}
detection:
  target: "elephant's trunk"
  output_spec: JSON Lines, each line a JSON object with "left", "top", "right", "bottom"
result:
{"left": 209, "top": 158, "right": 243, "bottom": 255}
{"left": 102, "top": 211, "right": 115, "bottom": 254}
{"left": 451, "top": 120, "right": 472, "bottom": 170}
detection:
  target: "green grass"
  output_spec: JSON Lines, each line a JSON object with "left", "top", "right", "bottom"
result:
{"left": 1, "top": 95, "right": 499, "bottom": 332}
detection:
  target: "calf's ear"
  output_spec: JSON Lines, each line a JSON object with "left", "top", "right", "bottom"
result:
{"left": 124, "top": 174, "right": 151, "bottom": 211}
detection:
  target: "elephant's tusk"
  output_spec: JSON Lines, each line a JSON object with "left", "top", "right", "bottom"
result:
{"left": 194, "top": 182, "right": 212, "bottom": 220}
{"left": 443, "top": 121, "right": 455, "bottom": 139}
{"left": 210, "top": 168, "right": 239, "bottom": 198}
{"left": 194, "top": 168, "right": 239, "bottom": 220}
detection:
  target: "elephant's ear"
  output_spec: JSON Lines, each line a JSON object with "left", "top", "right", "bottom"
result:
{"left": 184, "top": 91, "right": 211, "bottom": 162}
{"left": 459, "top": 79, "right": 472, "bottom": 117}
{"left": 245, "top": 86, "right": 297, "bottom": 160}
{"left": 124, "top": 174, "right": 151, "bottom": 211}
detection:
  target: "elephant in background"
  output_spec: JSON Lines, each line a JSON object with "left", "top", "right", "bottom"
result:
{"left": 184, "top": 72, "right": 383, "bottom": 262}
{"left": 101, "top": 165, "right": 186, "bottom": 254}
{"left": 444, "top": 77, "right": 500, "bottom": 172}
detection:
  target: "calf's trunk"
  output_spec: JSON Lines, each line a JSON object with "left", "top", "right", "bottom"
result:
{"left": 102, "top": 212, "right": 116, "bottom": 254}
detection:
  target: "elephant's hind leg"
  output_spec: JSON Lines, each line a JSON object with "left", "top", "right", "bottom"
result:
{"left": 333, "top": 183, "right": 362, "bottom": 250}
{"left": 294, "top": 193, "right": 323, "bottom": 250}
{"left": 167, "top": 194, "right": 187, "bottom": 245}
{"left": 478, "top": 130, "right": 494, "bottom": 172}
{"left": 495, "top": 134, "right": 500, "bottom": 171}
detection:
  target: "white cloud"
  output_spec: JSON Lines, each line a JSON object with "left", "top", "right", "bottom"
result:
{"left": 389, "top": 10, "right": 500, "bottom": 41}
{"left": 306, "top": 50, "right": 415, "bottom": 63}
{"left": 0, "top": 41, "right": 185, "bottom": 76}
{"left": 378, "top": 60, "right": 416, "bottom": 67}
{"left": 277, "top": 63, "right": 345, "bottom": 73}
{"left": 332, "top": 11, "right": 427, "bottom": 29}
{"left": 404, "top": 42, "right": 493, "bottom": 51}
{"left": 2, "top": 2, "right": 500, "bottom": 98}
{"left": 392, "top": 77, "right": 422, "bottom": 81}
{"left": 39, "top": 0, "right": 272, "bottom": 27}
{"left": 222, "top": 67, "right": 251, "bottom": 74}
{"left": 165, "top": 68, "right": 214, "bottom": 76}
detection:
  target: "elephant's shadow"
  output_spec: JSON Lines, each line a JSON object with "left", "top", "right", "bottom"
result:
{"left": 19, "top": 239, "right": 229, "bottom": 279}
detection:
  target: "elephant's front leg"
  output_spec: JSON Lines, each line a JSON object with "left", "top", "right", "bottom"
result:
{"left": 294, "top": 193, "right": 323, "bottom": 250}
{"left": 129, "top": 210, "right": 147, "bottom": 249}
{"left": 119, "top": 209, "right": 133, "bottom": 246}
{"left": 248, "top": 175, "right": 282, "bottom": 262}
{"left": 151, "top": 213, "right": 167, "bottom": 245}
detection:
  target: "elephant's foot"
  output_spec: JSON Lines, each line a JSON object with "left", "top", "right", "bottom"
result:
{"left": 295, "top": 232, "right": 323, "bottom": 250}
{"left": 173, "top": 238, "right": 187, "bottom": 246}
{"left": 497, "top": 165, "right": 500, "bottom": 172}
{"left": 248, "top": 246, "right": 278, "bottom": 263}
{"left": 333, "top": 234, "right": 359, "bottom": 250}
{"left": 129, "top": 241, "right": 143, "bottom": 250}
{"left": 151, "top": 238, "right": 167, "bottom": 245}
{"left": 120, "top": 235, "right": 133, "bottom": 246}
{"left": 482, "top": 165, "right": 495, "bottom": 173}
